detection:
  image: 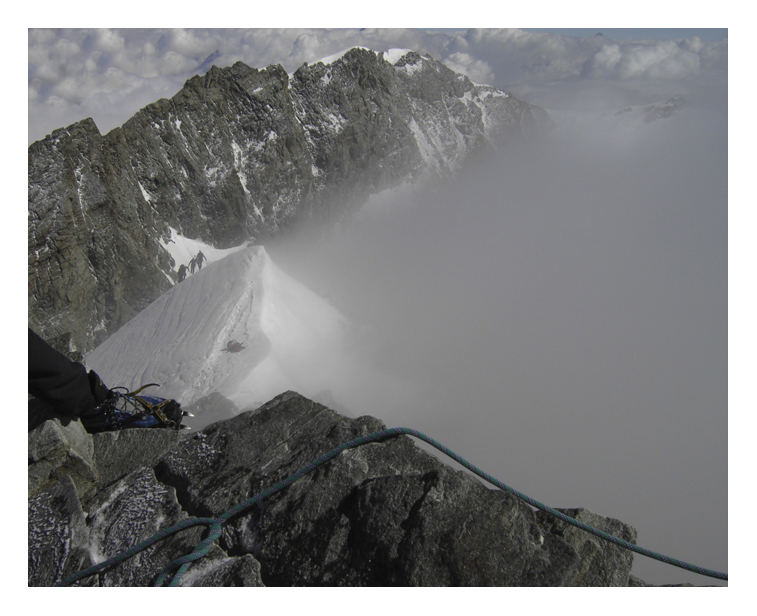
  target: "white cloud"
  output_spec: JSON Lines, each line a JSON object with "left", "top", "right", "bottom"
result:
{"left": 100, "top": 66, "right": 146, "bottom": 95}
{"left": 681, "top": 36, "right": 704, "bottom": 54}
{"left": 33, "top": 60, "right": 63, "bottom": 84}
{"left": 584, "top": 43, "right": 622, "bottom": 77}
{"left": 614, "top": 41, "right": 701, "bottom": 80}
{"left": 166, "top": 28, "right": 216, "bottom": 58}
{"left": 28, "top": 28, "right": 56, "bottom": 48}
{"left": 442, "top": 52, "right": 494, "bottom": 85}
{"left": 53, "top": 37, "right": 81, "bottom": 59}
{"left": 290, "top": 32, "right": 324, "bottom": 62}
{"left": 160, "top": 50, "right": 197, "bottom": 75}
{"left": 95, "top": 29, "right": 125, "bottom": 54}
{"left": 52, "top": 76, "right": 84, "bottom": 104}
{"left": 45, "top": 95, "right": 70, "bottom": 108}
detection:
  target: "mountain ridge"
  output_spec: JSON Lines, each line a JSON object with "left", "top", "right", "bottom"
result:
{"left": 84, "top": 243, "right": 371, "bottom": 422}
{"left": 28, "top": 47, "right": 549, "bottom": 357}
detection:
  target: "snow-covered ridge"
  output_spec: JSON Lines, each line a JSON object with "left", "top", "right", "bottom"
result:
{"left": 30, "top": 47, "right": 547, "bottom": 359}
{"left": 159, "top": 227, "right": 247, "bottom": 277}
{"left": 85, "top": 245, "right": 355, "bottom": 416}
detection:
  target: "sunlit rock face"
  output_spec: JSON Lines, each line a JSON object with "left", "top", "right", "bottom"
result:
{"left": 28, "top": 48, "right": 548, "bottom": 357}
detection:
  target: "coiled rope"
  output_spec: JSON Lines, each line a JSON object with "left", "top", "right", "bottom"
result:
{"left": 57, "top": 427, "right": 728, "bottom": 586}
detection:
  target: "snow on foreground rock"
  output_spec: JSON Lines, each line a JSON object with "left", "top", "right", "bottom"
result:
{"left": 85, "top": 245, "right": 379, "bottom": 426}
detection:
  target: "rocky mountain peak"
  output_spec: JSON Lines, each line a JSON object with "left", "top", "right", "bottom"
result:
{"left": 28, "top": 47, "right": 550, "bottom": 357}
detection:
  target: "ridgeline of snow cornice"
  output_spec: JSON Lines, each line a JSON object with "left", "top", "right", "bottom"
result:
{"left": 28, "top": 47, "right": 550, "bottom": 356}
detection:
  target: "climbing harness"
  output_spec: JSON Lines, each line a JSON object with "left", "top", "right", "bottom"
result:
{"left": 56, "top": 427, "right": 728, "bottom": 586}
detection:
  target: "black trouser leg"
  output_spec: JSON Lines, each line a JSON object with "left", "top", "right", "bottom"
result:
{"left": 28, "top": 328, "right": 110, "bottom": 429}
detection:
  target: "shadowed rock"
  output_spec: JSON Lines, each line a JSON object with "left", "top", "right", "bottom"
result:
{"left": 28, "top": 475, "right": 93, "bottom": 586}
{"left": 85, "top": 466, "right": 204, "bottom": 586}
{"left": 28, "top": 418, "right": 97, "bottom": 502}
{"left": 155, "top": 391, "right": 636, "bottom": 586}
{"left": 92, "top": 427, "right": 182, "bottom": 489}
{"left": 30, "top": 391, "right": 640, "bottom": 586}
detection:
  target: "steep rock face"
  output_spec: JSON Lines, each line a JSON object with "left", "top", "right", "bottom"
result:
{"left": 28, "top": 48, "right": 549, "bottom": 356}
{"left": 28, "top": 391, "right": 639, "bottom": 587}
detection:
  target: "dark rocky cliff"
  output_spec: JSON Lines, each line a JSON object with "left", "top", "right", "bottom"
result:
{"left": 29, "top": 391, "right": 641, "bottom": 587}
{"left": 28, "top": 48, "right": 549, "bottom": 357}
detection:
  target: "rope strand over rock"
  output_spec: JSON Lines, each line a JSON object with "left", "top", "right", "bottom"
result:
{"left": 56, "top": 427, "right": 728, "bottom": 586}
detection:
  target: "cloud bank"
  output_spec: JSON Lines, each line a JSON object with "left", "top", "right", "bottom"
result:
{"left": 267, "top": 97, "right": 727, "bottom": 585}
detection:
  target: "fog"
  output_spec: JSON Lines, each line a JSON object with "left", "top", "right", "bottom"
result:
{"left": 267, "top": 85, "right": 727, "bottom": 585}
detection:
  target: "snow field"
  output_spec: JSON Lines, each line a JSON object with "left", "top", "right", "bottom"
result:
{"left": 85, "top": 244, "right": 367, "bottom": 419}
{"left": 159, "top": 227, "right": 246, "bottom": 276}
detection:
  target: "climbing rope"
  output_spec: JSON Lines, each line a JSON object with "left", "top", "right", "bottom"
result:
{"left": 56, "top": 427, "right": 728, "bottom": 586}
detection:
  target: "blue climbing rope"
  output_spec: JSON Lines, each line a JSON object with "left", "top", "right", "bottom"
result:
{"left": 56, "top": 427, "right": 728, "bottom": 586}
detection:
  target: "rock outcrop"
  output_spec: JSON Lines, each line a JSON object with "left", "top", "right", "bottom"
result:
{"left": 29, "top": 391, "right": 640, "bottom": 586}
{"left": 28, "top": 48, "right": 549, "bottom": 357}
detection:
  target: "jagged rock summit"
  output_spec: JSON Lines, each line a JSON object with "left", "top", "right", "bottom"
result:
{"left": 29, "top": 391, "right": 639, "bottom": 586}
{"left": 28, "top": 47, "right": 550, "bottom": 357}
